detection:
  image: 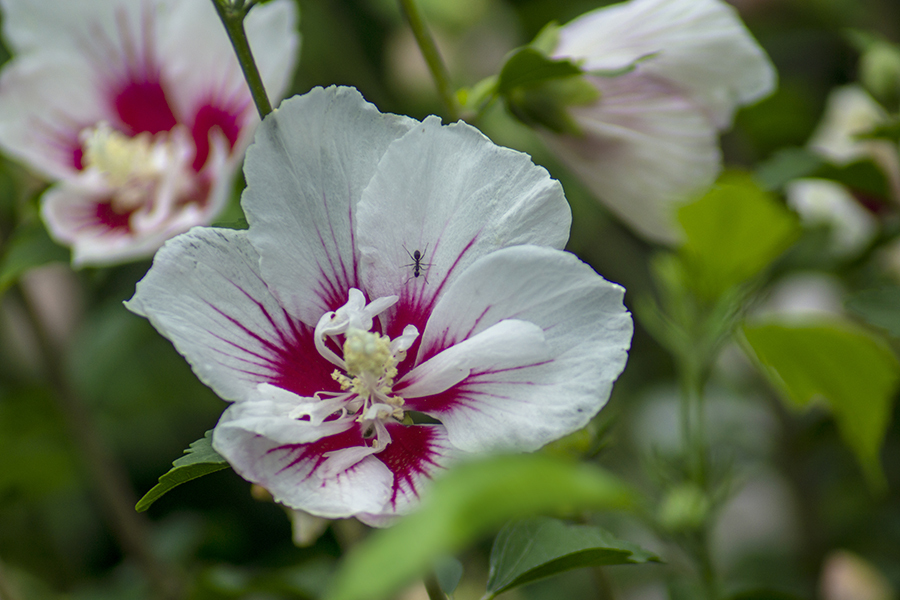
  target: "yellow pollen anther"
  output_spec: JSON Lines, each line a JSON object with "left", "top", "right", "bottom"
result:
{"left": 332, "top": 328, "right": 407, "bottom": 424}
{"left": 83, "top": 124, "right": 158, "bottom": 189}
{"left": 342, "top": 329, "right": 395, "bottom": 381}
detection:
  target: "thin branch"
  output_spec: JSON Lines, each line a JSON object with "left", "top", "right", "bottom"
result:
{"left": 211, "top": 0, "right": 272, "bottom": 118}
{"left": 397, "top": 0, "right": 461, "bottom": 121}
{"left": 424, "top": 571, "right": 449, "bottom": 600}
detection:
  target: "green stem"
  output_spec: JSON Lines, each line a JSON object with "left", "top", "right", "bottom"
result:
{"left": 11, "top": 284, "right": 183, "bottom": 600}
{"left": 678, "top": 356, "right": 707, "bottom": 486}
{"left": 212, "top": 0, "right": 272, "bottom": 119}
{"left": 424, "top": 571, "right": 449, "bottom": 600}
{"left": 677, "top": 350, "right": 722, "bottom": 599}
{"left": 397, "top": 0, "right": 461, "bottom": 121}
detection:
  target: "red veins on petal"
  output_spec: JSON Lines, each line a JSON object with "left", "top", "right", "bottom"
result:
{"left": 72, "top": 146, "right": 85, "bottom": 171}
{"left": 94, "top": 200, "right": 133, "bottom": 232}
{"left": 191, "top": 104, "right": 242, "bottom": 171}
{"left": 114, "top": 79, "right": 178, "bottom": 135}
{"left": 378, "top": 423, "right": 444, "bottom": 507}
{"left": 271, "top": 426, "right": 368, "bottom": 481}
{"left": 204, "top": 290, "right": 340, "bottom": 399}
{"left": 406, "top": 384, "right": 473, "bottom": 415}
{"left": 385, "top": 298, "right": 433, "bottom": 380}
{"left": 268, "top": 322, "right": 340, "bottom": 398}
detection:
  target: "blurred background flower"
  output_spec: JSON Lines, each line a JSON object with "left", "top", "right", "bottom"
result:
{"left": 0, "top": 0, "right": 298, "bottom": 265}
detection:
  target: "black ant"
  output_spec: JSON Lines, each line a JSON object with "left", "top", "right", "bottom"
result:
{"left": 403, "top": 245, "right": 432, "bottom": 283}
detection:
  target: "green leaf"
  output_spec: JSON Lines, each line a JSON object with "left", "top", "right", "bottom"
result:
{"left": 457, "top": 75, "right": 499, "bottom": 115}
{"left": 754, "top": 147, "right": 824, "bottom": 190}
{"left": 325, "top": 454, "right": 636, "bottom": 600}
{"left": 815, "top": 159, "right": 890, "bottom": 201}
{"left": 135, "top": 431, "right": 230, "bottom": 512}
{"left": 677, "top": 172, "right": 800, "bottom": 300}
{"left": 857, "top": 119, "right": 900, "bottom": 143}
{"left": 0, "top": 220, "right": 69, "bottom": 294}
{"left": 485, "top": 517, "right": 658, "bottom": 598}
{"left": 846, "top": 286, "right": 900, "bottom": 338}
{"left": 742, "top": 320, "right": 900, "bottom": 490}
{"left": 755, "top": 145, "right": 890, "bottom": 201}
{"left": 530, "top": 21, "right": 561, "bottom": 55}
{"left": 434, "top": 556, "right": 463, "bottom": 595}
{"left": 496, "top": 46, "right": 595, "bottom": 135}
{"left": 497, "top": 47, "right": 583, "bottom": 95}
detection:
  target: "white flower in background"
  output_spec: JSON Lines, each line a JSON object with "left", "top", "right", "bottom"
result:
{"left": 127, "top": 87, "right": 633, "bottom": 525}
{"left": 785, "top": 86, "right": 900, "bottom": 259}
{"left": 785, "top": 179, "right": 877, "bottom": 257}
{"left": 0, "top": 0, "right": 299, "bottom": 266}
{"left": 546, "top": 0, "right": 776, "bottom": 243}
{"left": 807, "top": 85, "right": 900, "bottom": 204}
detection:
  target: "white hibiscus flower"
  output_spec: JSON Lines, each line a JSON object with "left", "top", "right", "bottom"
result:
{"left": 127, "top": 86, "right": 633, "bottom": 525}
{"left": 546, "top": 0, "right": 776, "bottom": 243}
{"left": 0, "top": 0, "right": 298, "bottom": 265}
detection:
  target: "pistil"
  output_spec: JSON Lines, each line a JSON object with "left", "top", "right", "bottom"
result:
{"left": 311, "top": 290, "right": 419, "bottom": 449}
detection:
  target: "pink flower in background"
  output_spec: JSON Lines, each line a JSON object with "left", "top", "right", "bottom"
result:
{"left": 547, "top": 0, "right": 776, "bottom": 243}
{"left": 0, "top": 0, "right": 298, "bottom": 265}
{"left": 128, "top": 87, "right": 633, "bottom": 525}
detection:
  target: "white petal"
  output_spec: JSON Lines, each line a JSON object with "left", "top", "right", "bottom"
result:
{"left": 357, "top": 116, "right": 571, "bottom": 318}
{"left": 401, "top": 245, "right": 633, "bottom": 453}
{"left": 0, "top": 54, "right": 108, "bottom": 179}
{"left": 218, "top": 387, "right": 352, "bottom": 445}
{"left": 41, "top": 187, "right": 194, "bottom": 267}
{"left": 126, "top": 228, "right": 337, "bottom": 402}
{"left": 243, "top": 0, "right": 300, "bottom": 102}
{"left": 243, "top": 87, "right": 417, "bottom": 325}
{"left": 212, "top": 420, "right": 394, "bottom": 518}
{"left": 807, "top": 85, "right": 900, "bottom": 204}
{"left": 543, "top": 72, "right": 720, "bottom": 244}
{"left": 0, "top": 0, "right": 136, "bottom": 54}
{"left": 158, "top": 0, "right": 298, "bottom": 126}
{"left": 808, "top": 86, "right": 890, "bottom": 164}
{"left": 400, "top": 319, "right": 548, "bottom": 398}
{"left": 785, "top": 179, "right": 878, "bottom": 257}
{"left": 555, "top": 0, "right": 775, "bottom": 128}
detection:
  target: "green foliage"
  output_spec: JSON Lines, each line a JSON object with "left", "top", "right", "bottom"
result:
{"left": 656, "top": 483, "right": 710, "bottom": 533}
{"left": 859, "top": 40, "right": 900, "bottom": 107}
{"left": 484, "top": 516, "right": 658, "bottom": 598}
{"left": 497, "top": 48, "right": 583, "bottom": 95}
{"left": 325, "top": 454, "right": 637, "bottom": 600}
{"left": 857, "top": 118, "right": 900, "bottom": 142}
{"left": 725, "top": 591, "right": 807, "bottom": 600}
{"left": 755, "top": 147, "right": 825, "bottom": 190}
{"left": 755, "top": 145, "right": 891, "bottom": 206}
{"left": 0, "top": 385, "right": 80, "bottom": 498}
{"left": 192, "top": 559, "right": 336, "bottom": 600}
{"left": 135, "top": 431, "right": 230, "bottom": 512}
{"left": 433, "top": 556, "right": 463, "bottom": 595}
{"left": 846, "top": 286, "right": 900, "bottom": 337}
{"left": 457, "top": 75, "right": 498, "bottom": 115}
{"left": 742, "top": 321, "right": 900, "bottom": 490}
{"left": 0, "top": 220, "right": 68, "bottom": 294}
{"left": 815, "top": 160, "right": 891, "bottom": 201}
{"left": 498, "top": 48, "right": 597, "bottom": 135}
{"left": 677, "top": 172, "right": 800, "bottom": 301}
